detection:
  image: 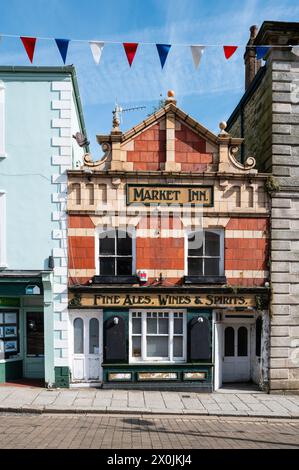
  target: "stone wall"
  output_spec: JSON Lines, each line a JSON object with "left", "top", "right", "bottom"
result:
{"left": 269, "top": 49, "right": 299, "bottom": 392}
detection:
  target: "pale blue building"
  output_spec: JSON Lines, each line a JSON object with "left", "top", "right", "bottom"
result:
{"left": 0, "top": 66, "right": 87, "bottom": 386}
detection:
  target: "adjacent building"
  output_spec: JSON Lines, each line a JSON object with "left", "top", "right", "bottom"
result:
{"left": 67, "top": 94, "right": 270, "bottom": 391}
{"left": 227, "top": 21, "right": 299, "bottom": 392}
{"left": 0, "top": 66, "right": 86, "bottom": 386}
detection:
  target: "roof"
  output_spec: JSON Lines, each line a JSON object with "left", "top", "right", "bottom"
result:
{"left": 0, "top": 65, "right": 87, "bottom": 146}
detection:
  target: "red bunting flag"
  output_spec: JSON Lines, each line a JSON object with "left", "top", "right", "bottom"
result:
{"left": 20, "top": 37, "right": 37, "bottom": 63}
{"left": 123, "top": 43, "right": 138, "bottom": 66}
{"left": 223, "top": 45, "right": 238, "bottom": 59}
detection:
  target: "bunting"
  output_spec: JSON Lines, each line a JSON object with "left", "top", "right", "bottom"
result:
{"left": 156, "top": 44, "right": 171, "bottom": 68}
{"left": 55, "top": 39, "right": 70, "bottom": 64}
{"left": 20, "top": 37, "right": 37, "bottom": 63}
{"left": 123, "top": 43, "right": 138, "bottom": 66}
{"left": 256, "top": 46, "right": 270, "bottom": 60}
{"left": 89, "top": 41, "right": 104, "bottom": 64}
{"left": 190, "top": 45, "right": 205, "bottom": 69}
{"left": 223, "top": 45, "right": 238, "bottom": 59}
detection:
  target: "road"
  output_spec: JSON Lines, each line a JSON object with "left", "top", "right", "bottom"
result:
{"left": 0, "top": 413, "right": 299, "bottom": 449}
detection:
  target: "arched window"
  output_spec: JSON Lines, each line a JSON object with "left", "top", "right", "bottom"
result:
{"left": 187, "top": 230, "right": 222, "bottom": 276}
{"left": 224, "top": 327, "right": 235, "bottom": 357}
{"left": 74, "top": 318, "right": 84, "bottom": 354}
{"left": 256, "top": 317, "right": 263, "bottom": 357}
{"left": 99, "top": 229, "right": 133, "bottom": 276}
{"left": 89, "top": 318, "right": 99, "bottom": 354}
{"left": 238, "top": 327, "right": 248, "bottom": 357}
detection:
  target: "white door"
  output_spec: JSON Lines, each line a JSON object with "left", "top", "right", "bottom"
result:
{"left": 222, "top": 324, "right": 251, "bottom": 383}
{"left": 71, "top": 311, "right": 102, "bottom": 382}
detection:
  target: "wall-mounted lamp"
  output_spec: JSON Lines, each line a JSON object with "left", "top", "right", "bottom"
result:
{"left": 197, "top": 317, "right": 204, "bottom": 323}
{"left": 113, "top": 317, "right": 119, "bottom": 325}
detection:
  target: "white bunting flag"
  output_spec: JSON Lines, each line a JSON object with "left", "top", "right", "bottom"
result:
{"left": 292, "top": 46, "right": 299, "bottom": 57}
{"left": 190, "top": 45, "right": 205, "bottom": 69}
{"left": 89, "top": 41, "right": 105, "bottom": 64}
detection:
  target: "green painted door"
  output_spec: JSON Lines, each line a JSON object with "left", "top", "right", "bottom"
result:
{"left": 24, "top": 311, "right": 45, "bottom": 379}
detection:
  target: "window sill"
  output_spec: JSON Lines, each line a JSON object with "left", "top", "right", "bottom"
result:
{"left": 93, "top": 275, "right": 139, "bottom": 284}
{"left": 0, "top": 153, "right": 7, "bottom": 160}
{"left": 184, "top": 276, "right": 227, "bottom": 284}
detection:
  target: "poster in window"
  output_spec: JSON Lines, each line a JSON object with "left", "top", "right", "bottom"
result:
{"left": 4, "top": 313, "right": 17, "bottom": 324}
{"left": 0, "top": 340, "right": 4, "bottom": 353}
{"left": 0, "top": 327, "right": 3, "bottom": 338}
{"left": 0, "top": 313, "right": 3, "bottom": 323}
{"left": 4, "top": 326, "right": 17, "bottom": 337}
{"left": 4, "top": 340, "right": 17, "bottom": 352}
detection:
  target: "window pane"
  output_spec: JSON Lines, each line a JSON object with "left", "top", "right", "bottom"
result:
{"left": 99, "top": 232, "right": 115, "bottom": 255}
{"left": 174, "top": 318, "right": 183, "bottom": 334}
{"left": 173, "top": 336, "right": 183, "bottom": 357}
{"left": 224, "top": 327, "right": 234, "bottom": 357}
{"left": 26, "top": 312, "right": 44, "bottom": 356}
{"left": 117, "top": 257, "right": 132, "bottom": 275}
{"left": 117, "top": 231, "right": 132, "bottom": 256}
{"left": 100, "top": 258, "right": 115, "bottom": 275}
{"left": 74, "top": 318, "right": 84, "bottom": 354}
{"left": 256, "top": 317, "right": 262, "bottom": 357}
{"left": 147, "top": 336, "right": 168, "bottom": 357}
{"left": 132, "top": 336, "right": 141, "bottom": 357}
{"left": 205, "top": 231, "right": 220, "bottom": 256}
{"left": 238, "top": 327, "right": 248, "bottom": 357}
{"left": 147, "top": 318, "right": 157, "bottom": 334}
{"left": 132, "top": 317, "right": 141, "bottom": 334}
{"left": 188, "top": 232, "right": 203, "bottom": 256}
{"left": 158, "top": 318, "right": 168, "bottom": 334}
{"left": 188, "top": 257, "right": 203, "bottom": 276}
{"left": 89, "top": 318, "right": 99, "bottom": 354}
{"left": 205, "top": 258, "right": 220, "bottom": 276}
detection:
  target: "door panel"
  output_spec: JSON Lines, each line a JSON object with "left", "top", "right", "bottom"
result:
{"left": 223, "top": 324, "right": 251, "bottom": 383}
{"left": 24, "top": 311, "right": 45, "bottom": 379}
{"left": 71, "top": 312, "right": 102, "bottom": 382}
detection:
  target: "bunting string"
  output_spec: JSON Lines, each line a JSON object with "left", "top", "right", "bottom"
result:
{"left": 0, "top": 32, "right": 298, "bottom": 67}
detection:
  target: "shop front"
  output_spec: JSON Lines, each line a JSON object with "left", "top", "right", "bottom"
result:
{"left": 0, "top": 271, "right": 54, "bottom": 385}
{"left": 68, "top": 289, "right": 268, "bottom": 391}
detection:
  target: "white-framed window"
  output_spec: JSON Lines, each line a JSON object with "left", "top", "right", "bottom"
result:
{"left": 186, "top": 229, "right": 224, "bottom": 276}
{"left": 129, "top": 309, "right": 187, "bottom": 363}
{"left": 96, "top": 228, "right": 135, "bottom": 276}
{"left": 0, "top": 191, "right": 6, "bottom": 267}
{"left": 0, "top": 81, "right": 5, "bottom": 158}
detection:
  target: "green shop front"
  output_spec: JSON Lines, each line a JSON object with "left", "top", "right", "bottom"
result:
{"left": 0, "top": 271, "right": 54, "bottom": 385}
{"left": 68, "top": 287, "right": 261, "bottom": 391}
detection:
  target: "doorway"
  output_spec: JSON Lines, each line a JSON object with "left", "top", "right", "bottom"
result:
{"left": 222, "top": 324, "right": 251, "bottom": 383}
{"left": 69, "top": 311, "right": 102, "bottom": 383}
{"left": 24, "top": 311, "right": 45, "bottom": 379}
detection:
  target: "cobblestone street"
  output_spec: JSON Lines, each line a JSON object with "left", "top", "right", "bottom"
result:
{"left": 0, "top": 413, "right": 299, "bottom": 449}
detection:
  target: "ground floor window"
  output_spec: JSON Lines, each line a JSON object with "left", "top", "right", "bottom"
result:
{"left": 129, "top": 310, "right": 186, "bottom": 363}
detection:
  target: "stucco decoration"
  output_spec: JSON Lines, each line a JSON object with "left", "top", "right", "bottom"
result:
{"left": 83, "top": 142, "right": 112, "bottom": 170}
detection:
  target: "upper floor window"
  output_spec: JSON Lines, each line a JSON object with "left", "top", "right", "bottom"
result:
{"left": 99, "top": 229, "right": 133, "bottom": 276}
{"left": 0, "top": 191, "right": 6, "bottom": 267}
{"left": 187, "top": 230, "right": 223, "bottom": 277}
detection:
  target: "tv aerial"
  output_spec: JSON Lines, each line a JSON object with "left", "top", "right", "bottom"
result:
{"left": 112, "top": 100, "right": 146, "bottom": 129}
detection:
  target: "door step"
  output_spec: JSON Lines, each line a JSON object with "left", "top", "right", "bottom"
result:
{"left": 70, "top": 381, "right": 102, "bottom": 388}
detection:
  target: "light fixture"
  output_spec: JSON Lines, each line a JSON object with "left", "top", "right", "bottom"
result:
{"left": 197, "top": 316, "right": 204, "bottom": 323}
{"left": 113, "top": 317, "right": 119, "bottom": 325}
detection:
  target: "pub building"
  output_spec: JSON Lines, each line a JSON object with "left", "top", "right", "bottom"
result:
{"left": 67, "top": 91, "right": 270, "bottom": 391}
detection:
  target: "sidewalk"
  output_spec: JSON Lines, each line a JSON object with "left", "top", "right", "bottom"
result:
{"left": 1, "top": 385, "right": 299, "bottom": 418}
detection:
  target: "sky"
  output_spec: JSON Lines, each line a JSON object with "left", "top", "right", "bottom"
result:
{"left": 0, "top": 0, "right": 299, "bottom": 156}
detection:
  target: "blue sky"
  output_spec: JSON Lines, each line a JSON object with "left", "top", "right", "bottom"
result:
{"left": 1, "top": 0, "right": 298, "bottom": 156}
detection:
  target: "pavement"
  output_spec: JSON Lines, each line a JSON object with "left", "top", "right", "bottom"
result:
{"left": 1, "top": 384, "right": 299, "bottom": 418}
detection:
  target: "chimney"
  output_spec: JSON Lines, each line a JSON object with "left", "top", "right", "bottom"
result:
{"left": 244, "top": 25, "right": 260, "bottom": 90}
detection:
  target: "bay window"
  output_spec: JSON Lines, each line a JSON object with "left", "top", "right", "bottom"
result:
{"left": 130, "top": 310, "right": 186, "bottom": 362}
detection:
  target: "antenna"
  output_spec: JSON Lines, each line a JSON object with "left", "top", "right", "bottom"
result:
{"left": 112, "top": 101, "right": 146, "bottom": 129}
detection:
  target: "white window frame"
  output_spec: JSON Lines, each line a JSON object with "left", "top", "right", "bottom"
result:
{"left": 129, "top": 309, "right": 187, "bottom": 363}
{"left": 0, "top": 81, "right": 6, "bottom": 159}
{"left": 0, "top": 191, "right": 7, "bottom": 267}
{"left": 184, "top": 228, "right": 224, "bottom": 276}
{"left": 95, "top": 226, "right": 136, "bottom": 276}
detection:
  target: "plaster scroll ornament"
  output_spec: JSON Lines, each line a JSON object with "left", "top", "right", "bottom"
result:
{"left": 228, "top": 146, "right": 257, "bottom": 172}
{"left": 83, "top": 142, "right": 112, "bottom": 170}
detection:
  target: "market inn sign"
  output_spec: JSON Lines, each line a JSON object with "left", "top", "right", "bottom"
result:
{"left": 126, "top": 184, "right": 213, "bottom": 206}
{"left": 69, "top": 293, "right": 258, "bottom": 308}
